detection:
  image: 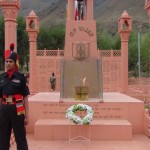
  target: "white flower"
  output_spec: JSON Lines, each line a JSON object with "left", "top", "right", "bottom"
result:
{"left": 66, "top": 104, "right": 94, "bottom": 125}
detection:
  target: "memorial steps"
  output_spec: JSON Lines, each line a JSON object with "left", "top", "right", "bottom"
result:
{"left": 34, "top": 119, "right": 132, "bottom": 140}
{"left": 26, "top": 92, "right": 144, "bottom": 141}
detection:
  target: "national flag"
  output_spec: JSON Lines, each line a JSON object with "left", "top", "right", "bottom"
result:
{"left": 75, "top": 0, "right": 78, "bottom": 20}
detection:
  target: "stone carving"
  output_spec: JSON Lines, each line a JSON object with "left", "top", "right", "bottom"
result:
{"left": 72, "top": 42, "right": 89, "bottom": 61}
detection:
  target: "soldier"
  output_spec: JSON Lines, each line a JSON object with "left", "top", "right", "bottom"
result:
{"left": 50, "top": 72, "right": 56, "bottom": 91}
{"left": 78, "top": 0, "right": 84, "bottom": 20}
{"left": 0, "top": 43, "right": 29, "bottom": 150}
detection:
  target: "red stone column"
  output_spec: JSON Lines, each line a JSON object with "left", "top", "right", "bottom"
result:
{"left": 68, "top": 0, "right": 75, "bottom": 21}
{"left": 0, "top": 0, "right": 21, "bottom": 51}
{"left": 118, "top": 11, "right": 132, "bottom": 93}
{"left": 86, "top": 0, "right": 93, "bottom": 21}
{"left": 26, "top": 11, "right": 39, "bottom": 94}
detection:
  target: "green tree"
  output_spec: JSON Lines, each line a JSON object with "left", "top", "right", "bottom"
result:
{"left": 97, "top": 28, "right": 120, "bottom": 50}
{"left": 128, "top": 31, "right": 138, "bottom": 76}
{"left": 140, "top": 30, "right": 150, "bottom": 77}
{"left": 38, "top": 24, "right": 65, "bottom": 50}
{"left": 17, "top": 16, "right": 29, "bottom": 71}
{"left": 38, "top": 26, "right": 53, "bottom": 49}
{"left": 129, "top": 30, "right": 150, "bottom": 77}
{"left": 50, "top": 24, "right": 65, "bottom": 49}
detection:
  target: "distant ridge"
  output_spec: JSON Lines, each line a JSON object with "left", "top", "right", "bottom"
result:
{"left": 0, "top": 0, "right": 149, "bottom": 32}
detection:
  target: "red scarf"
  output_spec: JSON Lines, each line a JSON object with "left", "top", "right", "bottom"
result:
{"left": 7, "top": 69, "right": 16, "bottom": 79}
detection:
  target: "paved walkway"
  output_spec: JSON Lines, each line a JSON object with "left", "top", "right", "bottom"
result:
{"left": 10, "top": 134, "right": 150, "bottom": 150}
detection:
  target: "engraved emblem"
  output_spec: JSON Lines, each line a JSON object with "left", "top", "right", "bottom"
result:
{"left": 72, "top": 42, "right": 89, "bottom": 61}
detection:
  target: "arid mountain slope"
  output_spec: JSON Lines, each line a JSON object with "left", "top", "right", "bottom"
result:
{"left": 0, "top": 0, "right": 149, "bottom": 31}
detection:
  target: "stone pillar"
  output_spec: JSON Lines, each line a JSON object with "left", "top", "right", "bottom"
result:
{"left": 65, "top": 0, "right": 97, "bottom": 59}
{"left": 86, "top": 0, "right": 93, "bottom": 20}
{"left": 0, "top": 0, "right": 21, "bottom": 51}
{"left": 26, "top": 11, "right": 39, "bottom": 94}
{"left": 68, "top": 0, "right": 74, "bottom": 21}
{"left": 118, "top": 11, "right": 132, "bottom": 93}
{"left": 62, "top": 0, "right": 102, "bottom": 100}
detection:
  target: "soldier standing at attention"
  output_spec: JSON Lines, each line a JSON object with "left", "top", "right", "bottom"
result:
{"left": 50, "top": 72, "right": 56, "bottom": 91}
{"left": 78, "top": 0, "right": 84, "bottom": 20}
{"left": 0, "top": 43, "right": 29, "bottom": 150}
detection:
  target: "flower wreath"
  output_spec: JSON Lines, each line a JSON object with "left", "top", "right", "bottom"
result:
{"left": 65, "top": 104, "right": 94, "bottom": 125}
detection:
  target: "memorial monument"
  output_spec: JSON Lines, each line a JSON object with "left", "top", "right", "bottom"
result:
{"left": 61, "top": 0, "right": 103, "bottom": 101}
{"left": 27, "top": 0, "right": 144, "bottom": 141}
{"left": 0, "top": 0, "right": 145, "bottom": 142}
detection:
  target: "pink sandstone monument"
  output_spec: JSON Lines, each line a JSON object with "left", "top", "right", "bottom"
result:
{"left": 61, "top": 0, "right": 102, "bottom": 101}
{"left": 25, "top": 0, "right": 132, "bottom": 95}
{"left": 0, "top": 0, "right": 20, "bottom": 52}
{"left": 26, "top": 0, "right": 144, "bottom": 141}
{"left": 0, "top": 0, "right": 149, "bottom": 145}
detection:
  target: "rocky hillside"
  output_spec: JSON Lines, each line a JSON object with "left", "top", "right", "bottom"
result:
{"left": 1, "top": 0, "right": 150, "bottom": 31}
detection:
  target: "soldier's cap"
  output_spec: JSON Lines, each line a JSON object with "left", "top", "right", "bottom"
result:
{"left": 10, "top": 43, "right": 15, "bottom": 48}
{"left": 5, "top": 50, "right": 18, "bottom": 63}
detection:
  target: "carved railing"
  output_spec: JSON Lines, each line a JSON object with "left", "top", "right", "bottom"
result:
{"left": 129, "top": 78, "right": 150, "bottom": 85}
{"left": 128, "top": 78, "right": 150, "bottom": 101}
{"left": 100, "top": 50, "right": 122, "bottom": 57}
{"left": 36, "top": 49, "right": 122, "bottom": 57}
{"left": 36, "top": 50, "right": 64, "bottom": 57}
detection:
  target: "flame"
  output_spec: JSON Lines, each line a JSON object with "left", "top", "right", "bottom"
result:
{"left": 82, "top": 77, "right": 86, "bottom": 86}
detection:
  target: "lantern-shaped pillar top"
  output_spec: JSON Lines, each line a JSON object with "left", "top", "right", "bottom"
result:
{"left": 118, "top": 11, "right": 132, "bottom": 33}
{"left": 26, "top": 10, "right": 39, "bottom": 32}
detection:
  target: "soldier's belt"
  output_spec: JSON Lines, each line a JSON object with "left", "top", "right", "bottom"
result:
{"left": 6, "top": 97, "right": 13, "bottom": 103}
{"left": 2, "top": 94, "right": 25, "bottom": 115}
{"left": 2, "top": 94, "right": 23, "bottom": 103}
{"left": 2, "top": 94, "right": 23, "bottom": 104}
{"left": 2, "top": 94, "right": 23, "bottom": 99}
{"left": 2, "top": 97, "right": 16, "bottom": 104}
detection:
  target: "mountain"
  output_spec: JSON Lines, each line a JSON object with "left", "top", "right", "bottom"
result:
{"left": 1, "top": 0, "right": 150, "bottom": 32}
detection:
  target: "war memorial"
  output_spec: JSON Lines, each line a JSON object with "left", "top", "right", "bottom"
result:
{"left": 0, "top": 0, "right": 150, "bottom": 149}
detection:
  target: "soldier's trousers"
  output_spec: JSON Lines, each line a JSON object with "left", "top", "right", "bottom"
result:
{"left": 0, "top": 104, "right": 28, "bottom": 150}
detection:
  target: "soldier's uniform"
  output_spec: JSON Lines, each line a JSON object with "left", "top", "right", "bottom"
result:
{"left": 0, "top": 46, "right": 29, "bottom": 150}
{"left": 78, "top": 0, "right": 84, "bottom": 20}
{"left": 50, "top": 73, "right": 56, "bottom": 91}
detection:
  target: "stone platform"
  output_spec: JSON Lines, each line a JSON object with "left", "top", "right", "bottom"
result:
{"left": 27, "top": 92, "right": 144, "bottom": 140}
{"left": 34, "top": 119, "right": 132, "bottom": 140}
{"left": 10, "top": 134, "right": 150, "bottom": 150}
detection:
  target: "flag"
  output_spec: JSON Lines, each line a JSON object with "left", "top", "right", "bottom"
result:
{"left": 79, "top": 0, "right": 84, "bottom": 20}
{"left": 75, "top": 0, "right": 78, "bottom": 20}
{"left": 81, "top": 7, "right": 84, "bottom": 20}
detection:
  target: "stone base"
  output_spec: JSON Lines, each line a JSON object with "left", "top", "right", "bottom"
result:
{"left": 34, "top": 119, "right": 132, "bottom": 140}
{"left": 27, "top": 92, "right": 144, "bottom": 141}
